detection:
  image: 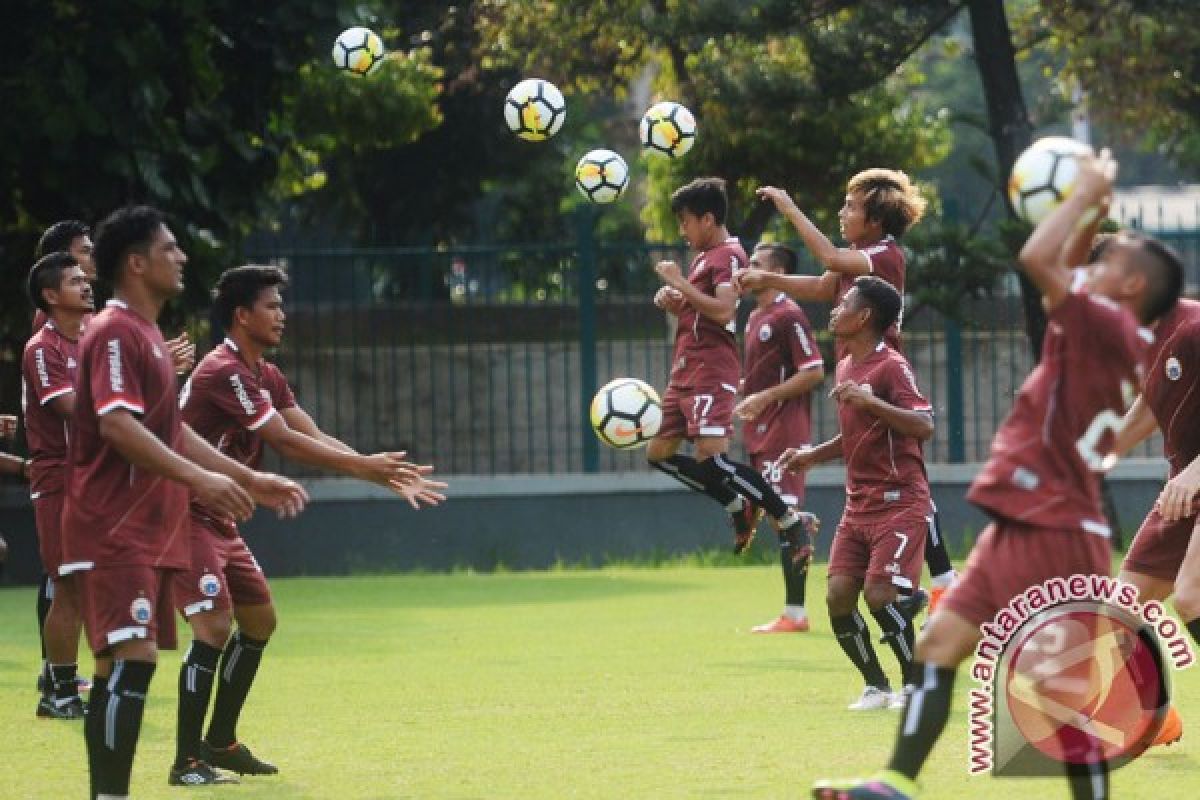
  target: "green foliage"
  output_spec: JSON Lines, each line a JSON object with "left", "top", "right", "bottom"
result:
{"left": 904, "top": 219, "right": 1012, "bottom": 322}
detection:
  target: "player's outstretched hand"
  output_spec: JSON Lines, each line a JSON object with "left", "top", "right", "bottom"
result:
{"left": 0, "top": 414, "right": 16, "bottom": 439}
{"left": 734, "top": 391, "right": 770, "bottom": 421}
{"left": 654, "top": 260, "right": 685, "bottom": 290}
{"left": 247, "top": 472, "right": 309, "bottom": 519}
{"left": 732, "top": 267, "right": 768, "bottom": 293}
{"left": 1156, "top": 464, "right": 1200, "bottom": 523}
{"left": 357, "top": 451, "right": 423, "bottom": 488}
{"left": 390, "top": 474, "right": 448, "bottom": 510}
{"left": 653, "top": 286, "right": 685, "bottom": 314}
{"left": 166, "top": 332, "right": 196, "bottom": 376}
{"left": 192, "top": 470, "right": 256, "bottom": 522}
{"left": 756, "top": 186, "right": 799, "bottom": 215}
{"left": 1073, "top": 148, "right": 1118, "bottom": 209}
{"left": 778, "top": 445, "right": 815, "bottom": 474}
{"left": 829, "top": 380, "right": 874, "bottom": 409}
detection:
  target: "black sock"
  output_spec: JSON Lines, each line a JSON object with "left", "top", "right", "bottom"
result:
{"left": 87, "top": 660, "right": 156, "bottom": 797}
{"left": 37, "top": 573, "right": 52, "bottom": 661}
{"left": 84, "top": 676, "right": 109, "bottom": 800}
{"left": 207, "top": 632, "right": 268, "bottom": 748}
{"left": 923, "top": 510, "right": 954, "bottom": 581}
{"left": 50, "top": 663, "right": 80, "bottom": 701}
{"left": 873, "top": 603, "right": 917, "bottom": 685}
{"left": 651, "top": 454, "right": 739, "bottom": 507}
{"left": 176, "top": 640, "right": 223, "bottom": 767}
{"left": 705, "top": 453, "right": 791, "bottom": 521}
{"left": 888, "top": 662, "right": 955, "bottom": 781}
{"left": 1061, "top": 723, "right": 1110, "bottom": 799}
{"left": 1187, "top": 618, "right": 1200, "bottom": 646}
{"left": 779, "top": 539, "right": 807, "bottom": 606}
{"left": 830, "top": 611, "right": 890, "bottom": 689}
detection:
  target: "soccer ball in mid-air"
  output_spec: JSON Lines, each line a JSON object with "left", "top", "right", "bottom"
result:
{"left": 1007, "top": 136, "right": 1094, "bottom": 225}
{"left": 590, "top": 378, "right": 662, "bottom": 450}
{"left": 575, "top": 149, "right": 629, "bottom": 204}
{"left": 504, "top": 78, "right": 566, "bottom": 141}
{"left": 332, "top": 27, "right": 386, "bottom": 77}
{"left": 639, "top": 101, "right": 696, "bottom": 158}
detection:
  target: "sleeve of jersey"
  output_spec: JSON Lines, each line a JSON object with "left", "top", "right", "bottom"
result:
{"left": 25, "top": 344, "right": 74, "bottom": 405}
{"left": 1050, "top": 290, "right": 1130, "bottom": 355}
{"left": 711, "top": 247, "right": 739, "bottom": 287}
{"left": 785, "top": 310, "right": 823, "bottom": 371}
{"left": 264, "top": 364, "right": 297, "bottom": 412}
{"left": 883, "top": 358, "right": 933, "bottom": 413}
{"left": 210, "top": 365, "right": 277, "bottom": 431}
{"left": 866, "top": 245, "right": 904, "bottom": 289}
{"left": 92, "top": 329, "right": 148, "bottom": 416}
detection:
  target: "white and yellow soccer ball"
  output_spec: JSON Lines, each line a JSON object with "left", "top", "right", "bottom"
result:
{"left": 1007, "top": 136, "right": 1094, "bottom": 225}
{"left": 589, "top": 378, "right": 662, "bottom": 450}
{"left": 504, "top": 78, "right": 567, "bottom": 141}
{"left": 639, "top": 101, "right": 696, "bottom": 159}
{"left": 575, "top": 149, "right": 629, "bottom": 204}
{"left": 332, "top": 27, "right": 386, "bottom": 77}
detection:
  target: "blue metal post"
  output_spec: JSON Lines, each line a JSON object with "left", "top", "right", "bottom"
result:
{"left": 577, "top": 207, "right": 599, "bottom": 473}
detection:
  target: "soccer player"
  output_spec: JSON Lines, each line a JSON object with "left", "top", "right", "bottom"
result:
{"left": 648, "top": 177, "right": 816, "bottom": 567}
{"left": 61, "top": 205, "right": 309, "bottom": 800}
{"left": 170, "top": 265, "right": 445, "bottom": 785}
{"left": 735, "top": 172, "right": 957, "bottom": 611}
{"left": 781, "top": 277, "right": 933, "bottom": 709}
{"left": 22, "top": 251, "right": 94, "bottom": 718}
{"left": 812, "top": 150, "right": 1184, "bottom": 800}
{"left": 735, "top": 243, "right": 825, "bottom": 633}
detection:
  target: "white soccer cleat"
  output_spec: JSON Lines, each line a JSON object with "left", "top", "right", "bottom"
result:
{"left": 889, "top": 685, "right": 914, "bottom": 711}
{"left": 848, "top": 685, "right": 892, "bottom": 711}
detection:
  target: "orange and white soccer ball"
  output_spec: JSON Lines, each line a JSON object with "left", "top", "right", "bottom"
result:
{"left": 589, "top": 378, "right": 662, "bottom": 449}
{"left": 1007, "top": 137, "right": 1094, "bottom": 225}
{"left": 504, "top": 78, "right": 567, "bottom": 141}
{"left": 332, "top": 27, "right": 386, "bottom": 77}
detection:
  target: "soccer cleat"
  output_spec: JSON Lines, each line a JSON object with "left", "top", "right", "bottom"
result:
{"left": 888, "top": 685, "right": 914, "bottom": 711}
{"left": 168, "top": 759, "right": 239, "bottom": 786}
{"left": 752, "top": 614, "right": 810, "bottom": 633}
{"left": 731, "top": 502, "right": 764, "bottom": 555}
{"left": 1152, "top": 706, "right": 1183, "bottom": 747}
{"left": 927, "top": 585, "right": 948, "bottom": 614}
{"left": 847, "top": 685, "right": 893, "bottom": 711}
{"left": 36, "top": 695, "right": 86, "bottom": 720}
{"left": 202, "top": 741, "right": 280, "bottom": 776}
{"left": 812, "top": 771, "right": 916, "bottom": 799}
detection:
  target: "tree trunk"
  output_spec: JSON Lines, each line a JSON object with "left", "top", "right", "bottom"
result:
{"left": 966, "top": 0, "right": 1046, "bottom": 361}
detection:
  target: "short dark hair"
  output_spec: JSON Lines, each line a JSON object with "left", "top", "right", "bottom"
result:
{"left": 36, "top": 220, "right": 90, "bottom": 258}
{"left": 213, "top": 265, "right": 289, "bottom": 330}
{"left": 670, "top": 177, "right": 728, "bottom": 225}
{"left": 27, "top": 251, "right": 79, "bottom": 314}
{"left": 753, "top": 243, "right": 797, "bottom": 274}
{"left": 852, "top": 275, "right": 902, "bottom": 333}
{"left": 93, "top": 206, "right": 166, "bottom": 285}
{"left": 1120, "top": 233, "right": 1184, "bottom": 324}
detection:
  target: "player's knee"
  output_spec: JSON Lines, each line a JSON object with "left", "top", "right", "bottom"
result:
{"left": 862, "top": 584, "right": 898, "bottom": 611}
{"left": 1173, "top": 580, "right": 1200, "bottom": 622}
{"left": 826, "top": 584, "right": 857, "bottom": 617}
{"left": 189, "top": 610, "right": 234, "bottom": 648}
{"left": 236, "top": 605, "right": 277, "bottom": 640}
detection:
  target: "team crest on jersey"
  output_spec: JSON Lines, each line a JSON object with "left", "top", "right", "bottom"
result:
{"left": 199, "top": 572, "right": 222, "bottom": 597}
{"left": 152, "top": 344, "right": 163, "bottom": 359}
{"left": 1166, "top": 356, "right": 1182, "bottom": 381}
{"left": 66, "top": 357, "right": 77, "bottom": 369}
{"left": 758, "top": 324, "right": 772, "bottom": 342}
{"left": 130, "top": 596, "right": 153, "bottom": 625}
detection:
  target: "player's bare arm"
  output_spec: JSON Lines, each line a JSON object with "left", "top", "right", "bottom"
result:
{"left": 44, "top": 391, "right": 76, "bottom": 420}
{"left": 256, "top": 413, "right": 422, "bottom": 488}
{"left": 99, "top": 409, "right": 256, "bottom": 521}
{"left": 734, "top": 364, "right": 824, "bottom": 421}
{"left": 779, "top": 435, "right": 843, "bottom": 472}
{"left": 757, "top": 186, "right": 871, "bottom": 275}
{"left": 281, "top": 405, "right": 355, "bottom": 454}
{"left": 1113, "top": 394, "right": 1158, "bottom": 456}
{"left": 1059, "top": 194, "right": 1112, "bottom": 271}
{"left": 733, "top": 268, "right": 839, "bottom": 303}
{"left": 1018, "top": 148, "right": 1117, "bottom": 311}
{"left": 831, "top": 380, "right": 934, "bottom": 440}
{"left": 655, "top": 259, "right": 736, "bottom": 325}
{"left": 181, "top": 424, "right": 308, "bottom": 518}
{"left": 0, "top": 451, "right": 29, "bottom": 479}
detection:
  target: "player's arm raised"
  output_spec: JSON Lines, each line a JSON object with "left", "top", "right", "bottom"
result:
{"left": 1018, "top": 148, "right": 1117, "bottom": 312}
{"left": 733, "top": 268, "right": 839, "bottom": 303}
{"left": 180, "top": 423, "right": 308, "bottom": 519}
{"left": 655, "top": 260, "right": 736, "bottom": 326}
{"left": 757, "top": 187, "right": 872, "bottom": 276}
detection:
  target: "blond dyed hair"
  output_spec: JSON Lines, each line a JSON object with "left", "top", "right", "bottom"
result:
{"left": 846, "top": 169, "right": 927, "bottom": 238}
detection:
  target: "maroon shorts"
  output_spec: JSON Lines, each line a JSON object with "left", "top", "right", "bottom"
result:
{"left": 658, "top": 381, "right": 737, "bottom": 440}
{"left": 1123, "top": 507, "right": 1197, "bottom": 583}
{"left": 751, "top": 450, "right": 806, "bottom": 508}
{"left": 174, "top": 519, "right": 272, "bottom": 618}
{"left": 828, "top": 503, "right": 928, "bottom": 592}
{"left": 941, "top": 519, "right": 1112, "bottom": 627}
{"left": 77, "top": 565, "right": 178, "bottom": 655}
{"left": 32, "top": 491, "right": 64, "bottom": 577}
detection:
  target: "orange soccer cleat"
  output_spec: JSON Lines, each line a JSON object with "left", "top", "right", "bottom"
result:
{"left": 928, "top": 585, "right": 948, "bottom": 615}
{"left": 752, "top": 614, "right": 810, "bottom": 633}
{"left": 1152, "top": 705, "right": 1183, "bottom": 747}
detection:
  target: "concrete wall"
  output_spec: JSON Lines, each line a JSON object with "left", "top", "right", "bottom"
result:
{"left": 0, "top": 460, "right": 1167, "bottom": 586}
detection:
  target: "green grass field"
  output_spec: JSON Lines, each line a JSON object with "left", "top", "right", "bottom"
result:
{"left": 2, "top": 565, "right": 1197, "bottom": 798}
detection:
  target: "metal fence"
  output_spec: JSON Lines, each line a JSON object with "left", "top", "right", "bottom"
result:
{"left": 244, "top": 219, "right": 1198, "bottom": 476}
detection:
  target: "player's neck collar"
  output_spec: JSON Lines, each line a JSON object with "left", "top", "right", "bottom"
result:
{"left": 106, "top": 298, "right": 129, "bottom": 310}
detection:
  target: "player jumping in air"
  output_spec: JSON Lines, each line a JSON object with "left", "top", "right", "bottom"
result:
{"left": 22, "top": 252, "right": 94, "bottom": 719}
{"left": 735, "top": 171, "right": 957, "bottom": 612}
{"left": 169, "top": 265, "right": 446, "bottom": 785}
{"left": 61, "top": 206, "right": 309, "bottom": 800}
{"left": 648, "top": 177, "right": 817, "bottom": 570}
{"left": 735, "top": 243, "right": 825, "bottom": 633}
{"left": 782, "top": 277, "right": 934, "bottom": 710}
{"left": 812, "top": 150, "right": 1183, "bottom": 800}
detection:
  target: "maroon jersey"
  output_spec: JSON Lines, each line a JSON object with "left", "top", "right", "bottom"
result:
{"left": 968, "top": 290, "right": 1151, "bottom": 535}
{"left": 742, "top": 293, "right": 823, "bottom": 453}
{"left": 834, "top": 236, "right": 904, "bottom": 357}
{"left": 670, "top": 237, "right": 745, "bottom": 388}
{"left": 22, "top": 322, "right": 80, "bottom": 495}
{"left": 61, "top": 300, "right": 190, "bottom": 570}
{"left": 1140, "top": 297, "right": 1200, "bottom": 477}
{"left": 836, "top": 341, "right": 932, "bottom": 515}
{"left": 181, "top": 338, "right": 296, "bottom": 536}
